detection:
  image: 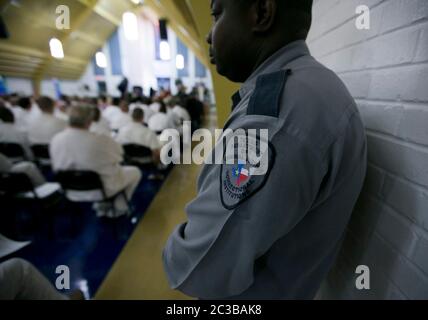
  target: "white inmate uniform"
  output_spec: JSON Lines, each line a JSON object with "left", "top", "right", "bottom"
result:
{"left": 102, "top": 105, "right": 121, "bottom": 125}
{"left": 54, "top": 108, "right": 69, "bottom": 122}
{"left": 50, "top": 128, "right": 141, "bottom": 216}
{"left": 116, "top": 122, "right": 161, "bottom": 151}
{"left": 148, "top": 113, "right": 170, "bottom": 133}
{"left": 110, "top": 112, "right": 132, "bottom": 131}
{"left": 150, "top": 102, "right": 161, "bottom": 113}
{"left": 0, "top": 153, "right": 45, "bottom": 187}
{"left": 0, "top": 122, "right": 33, "bottom": 160}
{"left": 172, "top": 105, "right": 191, "bottom": 123}
{"left": 11, "top": 107, "right": 31, "bottom": 132}
{"left": 27, "top": 113, "right": 66, "bottom": 144}
{"left": 90, "top": 118, "right": 111, "bottom": 137}
{"left": 0, "top": 258, "right": 68, "bottom": 300}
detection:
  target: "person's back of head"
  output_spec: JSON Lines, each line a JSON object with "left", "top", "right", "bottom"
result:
{"left": 119, "top": 99, "right": 129, "bottom": 113}
{"left": 98, "top": 95, "right": 107, "bottom": 104}
{"left": 112, "top": 97, "right": 121, "bottom": 107}
{"left": 37, "top": 96, "right": 55, "bottom": 114}
{"left": 142, "top": 96, "right": 152, "bottom": 105}
{"left": 92, "top": 106, "right": 101, "bottom": 123}
{"left": 0, "top": 106, "right": 14, "bottom": 123}
{"left": 60, "top": 95, "right": 71, "bottom": 107}
{"left": 68, "top": 105, "right": 94, "bottom": 130}
{"left": 166, "top": 97, "right": 179, "bottom": 108}
{"left": 132, "top": 108, "right": 144, "bottom": 123}
{"left": 17, "top": 97, "right": 31, "bottom": 110}
{"left": 159, "top": 101, "right": 167, "bottom": 114}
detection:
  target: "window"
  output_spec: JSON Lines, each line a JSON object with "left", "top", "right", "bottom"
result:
{"left": 157, "top": 77, "right": 171, "bottom": 91}
{"left": 93, "top": 56, "right": 105, "bottom": 76}
{"left": 154, "top": 25, "right": 161, "bottom": 60}
{"left": 195, "top": 57, "right": 207, "bottom": 78}
{"left": 176, "top": 37, "right": 189, "bottom": 77}
{"left": 108, "top": 30, "right": 123, "bottom": 75}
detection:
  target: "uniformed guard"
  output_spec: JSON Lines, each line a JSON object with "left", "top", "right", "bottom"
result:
{"left": 163, "top": 0, "right": 367, "bottom": 299}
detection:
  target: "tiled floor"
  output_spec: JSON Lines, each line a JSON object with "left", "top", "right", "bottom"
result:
{"left": 0, "top": 168, "right": 169, "bottom": 299}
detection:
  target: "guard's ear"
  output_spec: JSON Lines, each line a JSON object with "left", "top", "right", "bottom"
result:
{"left": 250, "top": 0, "right": 277, "bottom": 33}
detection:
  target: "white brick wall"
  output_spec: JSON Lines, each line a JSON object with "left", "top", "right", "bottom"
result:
{"left": 308, "top": 0, "right": 428, "bottom": 299}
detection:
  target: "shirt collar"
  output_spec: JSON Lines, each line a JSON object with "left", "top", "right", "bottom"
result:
{"left": 239, "top": 40, "right": 310, "bottom": 98}
{"left": 230, "top": 91, "right": 242, "bottom": 111}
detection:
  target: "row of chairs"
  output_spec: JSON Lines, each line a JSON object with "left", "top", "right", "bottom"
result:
{"left": 0, "top": 170, "right": 133, "bottom": 217}
{"left": 0, "top": 142, "right": 154, "bottom": 167}
{"left": 0, "top": 143, "right": 50, "bottom": 165}
{"left": 0, "top": 142, "right": 163, "bottom": 229}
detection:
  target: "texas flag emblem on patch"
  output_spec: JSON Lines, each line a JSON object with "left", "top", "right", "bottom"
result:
{"left": 232, "top": 163, "right": 250, "bottom": 186}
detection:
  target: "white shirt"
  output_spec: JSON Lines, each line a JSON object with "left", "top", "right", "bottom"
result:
{"left": 148, "top": 113, "right": 169, "bottom": 133}
{"left": 116, "top": 122, "right": 161, "bottom": 151}
{"left": 50, "top": 128, "right": 127, "bottom": 197}
{"left": 54, "top": 108, "right": 69, "bottom": 122}
{"left": 172, "top": 105, "right": 191, "bottom": 122}
{"left": 130, "top": 103, "right": 154, "bottom": 123}
{"left": 103, "top": 105, "right": 121, "bottom": 125}
{"left": 27, "top": 113, "right": 67, "bottom": 144}
{"left": 167, "top": 109, "right": 181, "bottom": 129}
{"left": 129, "top": 103, "right": 144, "bottom": 113}
{"left": 150, "top": 102, "right": 161, "bottom": 113}
{"left": 29, "top": 103, "right": 41, "bottom": 122}
{"left": 110, "top": 112, "right": 132, "bottom": 131}
{"left": 11, "top": 107, "right": 31, "bottom": 132}
{"left": 0, "top": 123, "right": 33, "bottom": 159}
{"left": 90, "top": 118, "right": 111, "bottom": 137}
{"left": 3, "top": 101, "right": 13, "bottom": 110}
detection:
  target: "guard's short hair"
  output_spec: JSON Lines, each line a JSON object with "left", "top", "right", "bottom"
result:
{"left": 0, "top": 106, "right": 14, "bottom": 123}
{"left": 69, "top": 105, "right": 94, "bottom": 128}
{"left": 132, "top": 108, "right": 144, "bottom": 122}
{"left": 236, "top": 0, "right": 313, "bottom": 40}
{"left": 285, "top": 0, "right": 313, "bottom": 40}
{"left": 37, "top": 96, "right": 55, "bottom": 113}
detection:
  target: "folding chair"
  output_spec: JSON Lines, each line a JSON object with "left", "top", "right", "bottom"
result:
{"left": 0, "top": 172, "right": 61, "bottom": 202}
{"left": 55, "top": 170, "right": 133, "bottom": 218}
{"left": 123, "top": 144, "right": 153, "bottom": 166}
{"left": 0, "top": 172, "right": 62, "bottom": 237}
{"left": 31, "top": 144, "right": 51, "bottom": 167}
{"left": 0, "top": 143, "right": 27, "bottom": 163}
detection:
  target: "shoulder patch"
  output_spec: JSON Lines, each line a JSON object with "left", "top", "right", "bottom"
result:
{"left": 220, "top": 134, "right": 276, "bottom": 210}
{"left": 247, "top": 69, "right": 292, "bottom": 117}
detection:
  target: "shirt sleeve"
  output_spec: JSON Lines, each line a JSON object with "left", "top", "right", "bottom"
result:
{"left": 103, "top": 136, "right": 124, "bottom": 164}
{"left": 162, "top": 126, "right": 327, "bottom": 299}
{"left": 149, "top": 131, "right": 162, "bottom": 150}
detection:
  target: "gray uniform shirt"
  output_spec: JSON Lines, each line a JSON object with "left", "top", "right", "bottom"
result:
{"left": 163, "top": 40, "right": 367, "bottom": 300}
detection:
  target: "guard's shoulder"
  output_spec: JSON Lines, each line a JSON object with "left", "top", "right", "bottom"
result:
{"left": 247, "top": 69, "right": 292, "bottom": 118}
